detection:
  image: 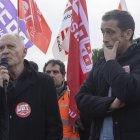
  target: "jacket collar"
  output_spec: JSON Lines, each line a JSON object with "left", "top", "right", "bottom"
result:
{"left": 10, "top": 59, "right": 37, "bottom": 98}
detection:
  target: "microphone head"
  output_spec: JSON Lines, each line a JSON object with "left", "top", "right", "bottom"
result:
{"left": 0, "top": 58, "right": 8, "bottom": 68}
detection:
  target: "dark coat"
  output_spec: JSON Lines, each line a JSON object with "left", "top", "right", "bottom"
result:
{"left": 0, "top": 60, "right": 63, "bottom": 140}
{"left": 76, "top": 41, "right": 140, "bottom": 140}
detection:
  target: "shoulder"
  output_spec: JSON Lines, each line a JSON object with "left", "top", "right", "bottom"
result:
{"left": 35, "top": 73, "right": 56, "bottom": 97}
{"left": 35, "top": 72, "right": 54, "bottom": 86}
{"left": 91, "top": 58, "right": 105, "bottom": 72}
{"left": 93, "top": 58, "right": 105, "bottom": 66}
{"left": 37, "top": 72, "right": 52, "bottom": 80}
{"left": 128, "top": 41, "right": 140, "bottom": 67}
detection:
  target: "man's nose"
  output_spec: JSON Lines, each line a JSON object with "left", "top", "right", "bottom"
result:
{"left": 2, "top": 46, "right": 9, "bottom": 53}
{"left": 49, "top": 72, "right": 55, "bottom": 77}
{"left": 103, "top": 34, "right": 110, "bottom": 44}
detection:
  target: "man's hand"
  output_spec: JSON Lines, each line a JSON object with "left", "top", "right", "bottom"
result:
{"left": 109, "top": 98, "right": 125, "bottom": 110}
{"left": 0, "top": 66, "right": 9, "bottom": 87}
{"left": 103, "top": 41, "right": 119, "bottom": 61}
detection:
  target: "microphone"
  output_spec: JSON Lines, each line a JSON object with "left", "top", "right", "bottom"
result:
{"left": 0, "top": 58, "right": 9, "bottom": 88}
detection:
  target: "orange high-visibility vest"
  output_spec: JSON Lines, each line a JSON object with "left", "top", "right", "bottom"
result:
{"left": 58, "top": 89, "right": 80, "bottom": 140}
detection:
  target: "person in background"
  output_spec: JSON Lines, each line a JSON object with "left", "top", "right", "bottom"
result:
{"left": 76, "top": 10, "right": 140, "bottom": 140}
{"left": 29, "top": 61, "right": 39, "bottom": 72}
{"left": 43, "top": 59, "right": 80, "bottom": 140}
{"left": 0, "top": 33, "right": 63, "bottom": 140}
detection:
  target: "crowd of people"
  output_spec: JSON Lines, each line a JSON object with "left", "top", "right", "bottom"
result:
{"left": 0, "top": 9, "right": 140, "bottom": 140}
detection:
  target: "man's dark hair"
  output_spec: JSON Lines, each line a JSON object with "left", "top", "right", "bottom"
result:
{"left": 43, "top": 59, "right": 66, "bottom": 76}
{"left": 29, "top": 61, "right": 39, "bottom": 72}
{"left": 102, "top": 9, "right": 135, "bottom": 40}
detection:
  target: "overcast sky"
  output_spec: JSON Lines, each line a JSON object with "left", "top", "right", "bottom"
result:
{"left": 11, "top": 0, "right": 140, "bottom": 71}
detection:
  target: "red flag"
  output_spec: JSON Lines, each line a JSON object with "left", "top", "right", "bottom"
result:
{"left": 18, "top": 0, "right": 52, "bottom": 53}
{"left": 118, "top": 0, "right": 128, "bottom": 11}
{"left": 67, "top": 0, "right": 93, "bottom": 124}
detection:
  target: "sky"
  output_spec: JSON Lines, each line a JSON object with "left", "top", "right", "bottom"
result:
{"left": 10, "top": 0, "right": 140, "bottom": 71}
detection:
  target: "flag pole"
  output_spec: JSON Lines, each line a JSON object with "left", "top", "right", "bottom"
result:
{"left": 17, "top": 0, "right": 20, "bottom": 34}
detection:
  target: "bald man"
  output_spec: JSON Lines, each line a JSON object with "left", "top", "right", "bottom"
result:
{"left": 0, "top": 33, "right": 62, "bottom": 140}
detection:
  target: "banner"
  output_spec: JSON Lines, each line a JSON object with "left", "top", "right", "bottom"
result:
{"left": 67, "top": 0, "right": 93, "bottom": 124}
{"left": 52, "top": 1, "right": 72, "bottom": 61}
{"left": 0, "top": 0, "right": 32, "bottom": 48}
{"left": 18, "top": 0, "right": 52, "bottom": 53}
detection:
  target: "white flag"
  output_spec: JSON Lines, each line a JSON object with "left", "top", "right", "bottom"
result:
{"left": 52, "top": 1, "right": 72, "bottom": 61}
{"left": 118, "top": 0, "right": 128, "bottom": 11}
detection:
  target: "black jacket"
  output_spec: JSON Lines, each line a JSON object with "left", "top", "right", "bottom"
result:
{"left": 0, "top": 60, "right": 63, "bottom": 140}
{"left": 76, "top": 40, "right": 140, "bottom": 140}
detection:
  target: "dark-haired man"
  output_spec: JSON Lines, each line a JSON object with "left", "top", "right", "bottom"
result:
{"left": 76, "top": 10, "right": 140, "bottom": 140}
{"left": 43, "top": 59, "right": 80, "bottom": 140}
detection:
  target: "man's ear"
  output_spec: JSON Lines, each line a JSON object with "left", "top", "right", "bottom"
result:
{"left": 23, "top": 48, "right": 27, "bottom": 58}
{"left": 62, "top": 72, "right": 66, "bottom": 80}
{"left": 125, "top": 29, "right": 133, "bottom": 40}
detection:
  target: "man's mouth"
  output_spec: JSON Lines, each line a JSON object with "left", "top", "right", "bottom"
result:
{"left": 106, "top": 45, "right": 113, "bottom": 49}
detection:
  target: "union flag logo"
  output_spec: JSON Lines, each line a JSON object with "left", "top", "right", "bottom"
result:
{"left": 16, "top": 102, "right": 31, "bottom": 118}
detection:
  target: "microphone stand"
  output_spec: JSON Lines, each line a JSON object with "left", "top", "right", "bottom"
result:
{"left": 3, "top": 82, "right": 8, "bottom": 102}
{"left": 2, "top": 83, "right": 9, "bottom": 140}
{"left": 0, "top": 58, "right": 9, "bottom": 140}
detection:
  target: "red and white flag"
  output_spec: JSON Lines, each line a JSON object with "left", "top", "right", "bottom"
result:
{"left": 67, "top": 0, "right": 93, "bottom": 124}
{"left": 18, "top": 0, "right": 52, "bottom": 53}
{"left": 118, "top": 0, "right": 128, "bottom": 11}
{"left": 52, "top": 0, "right": 72, "bottom": 61}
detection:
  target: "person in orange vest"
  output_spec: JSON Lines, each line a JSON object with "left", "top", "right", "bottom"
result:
{"left": 43, "top": 59, "right": 80, "bottom": 140}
